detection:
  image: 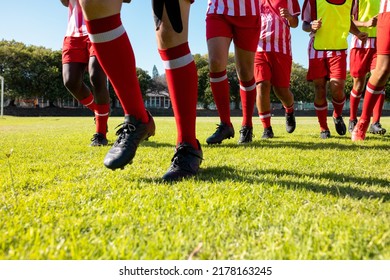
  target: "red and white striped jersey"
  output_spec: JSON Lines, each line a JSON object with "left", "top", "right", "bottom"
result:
{"left": 302, "top": 0, "right": 347, "bottom": 58}
{"left": 380, "top": 0, "right": 390, "bottom": 13}
{"left": 350, "top": 0, "right": 377, "bottom": 49}
{"left": 257, "top": 0, "right": 301, "bottom": 55}
{"left": 65, "top": 0, "right": 88, "bottom": 37}
{"left": 307, "top": 37, "right": 347, "bottom": 59}
{"left": 350, "top": 36, "right": 376, "bottom": 49}
{"left": 207, "top": 0, "right": 261, "bottom": 16}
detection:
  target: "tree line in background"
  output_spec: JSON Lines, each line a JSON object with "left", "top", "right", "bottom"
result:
{"left": 0, "top": 40, "right": 388, "bottom": 109}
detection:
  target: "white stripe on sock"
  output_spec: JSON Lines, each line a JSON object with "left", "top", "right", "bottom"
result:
{"left": 162, "top": 53, "right": 193, "bottom": 70}
{"left": 89, "top": 25, "right": 126, "bottom": 43}
{"left": 210, "top": 75, "right": 228, "bottom": 83}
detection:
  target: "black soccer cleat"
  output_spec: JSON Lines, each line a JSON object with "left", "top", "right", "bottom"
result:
{"left": 206, "top": 122, "right": 234, "bottom": 144}
{"left": 348, "top": 119, "right": 357, "bottom": 133}
{"left": 285, "top": 112, "right": 296, "bottom": 133}
{"left": 104, "top": 111, "right": 155, "bottom": 170}
{"left": 320, "top": 130, "right": 331, "bottom": 139}
{"left": 333, "top": 116, "right": 346, "bottom": 135}
{"left": 369, "top": 122, "right": 387, "bottom": 135}
{"left": 262, "top": 126, "right": 274, "bottom": 139}
{"left": 162, "top": 140, "right": 203, "bottom": 182}
{"left": 238, "top": 126, "right": 253, "bottom": 144}
{"left": 90, "top": 133, "right": 108, "bottom": 147}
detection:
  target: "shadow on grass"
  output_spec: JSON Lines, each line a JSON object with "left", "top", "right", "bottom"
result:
{"left": 197, "top": 166, "right": 390, "bottom": 202}
{"left": 201, "top": 138, "right": 390, "bottom": 151}
{"left": 105, "top": 139, "right": 174, "bottom": 148}
{"left": 106, "top": 131, "right": 389, "bottom": 150}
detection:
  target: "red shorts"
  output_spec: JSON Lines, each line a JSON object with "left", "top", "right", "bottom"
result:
{"left": 376, "top": 12, "right": 390, "bottom": 55}
{"left": 62, "top": 36, "right": 96, "bottom": 64}
{"left": 206, "top": 14, "right": 260, "bottom": 52}
{"left": 349, "top": 48, "right": 377, "bottom": 78}
{"left": 254, "top": 52, "right": 292, "bottom": 87}
{"left": 307, "top": 53, "right": 347, "bottom": 81}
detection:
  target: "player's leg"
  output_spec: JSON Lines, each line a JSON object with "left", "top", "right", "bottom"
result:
{"left": 62, "top": 63, "right": 95, "bottom": 109}
{"left": 353, "top": 12, "right": 390, "bottom": 141}
{"left": 328, "top": 54, "right": 347, "bottom": 136}
{"left": 369, "top": 56, "right": 390, "bottom": 86}
{"left": 62, "top": 36, "right": 96, "bottom": 112}
{"left": 353, "top": 54, "right": 390, "bottom": 140}
{"left": 369, "top": 90, "right": 387, "bottom": 135}
{"left": 273, "top": 87, "right": 296, "bottom": 133}
{"left": 80, "top": 0, "right": 155, "bottom": 169}
{"left": 256, "top": 81, "right": 274, "bottom": 139}
{"left": 254, "top": 52, "right": 273, "bottom": 139}
{"left": 369, "top": 46, "right": 387, "bottom": 135}
{"left": 154, "top": 0, "right": 202, "bottom": 181}
{"left": 88, "top": 54, "right": 110, "bottom": 146}
{"left": 233, "top": 16, "right": 260, "bottom": 144}
{"left": 349, "top": 76, "right": 365, "bottom": 132}
{"left": 329, "top": 78, "right": 347, "bottom": 136}
{"left": 235, "top": 46, "right": 257, "bottom": 144}
{"left": 349, "top": 48, "right": 369, "bottom": 132}
{"left": 206, "top": 15, "right": 235, "bottom": 145}
{"left": 366, "top": 51, "right": 386, "bottom": 134}
{"left": 270, "top": 52, "right": 295, "bottom": 134}
{"left": 79, "top": 0, "right": 121, "bottom": 20}
{"left": 313, "top": 78, "right": 330, "bottom": 138}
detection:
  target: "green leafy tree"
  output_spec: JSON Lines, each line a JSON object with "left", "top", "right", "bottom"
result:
{"left": 0, "top": 40, "right": 34, "bottom": 99}
{"left": 193, "top": 53, "right": 208, "bottom": 69}
{"left": 136, "top": 67, "right": 152, "bottom": 98}
{"left": 150, "top": 73, "right": 167, "bottom": 93}
{"left": 194, "top": 54, "right": 211, "bottom": 108}
{"left": 0, "top": 40, "right": 64, "bottom": 105}
{"left": 31, "top": 48, "right": 63, "bottom": 106}
{"left": 226, "top": 54, "right": 240, "bottom": 109}
{"left": 197, "top": 66, "right": 212, "bottom": 108}
{"left": 290, "top": 62, "right": 313, "bottom": 102}
{"left": 194, "top": 52, "right": 240, "bottom": 109}
{"left": 152, "top": 65, "right": 159, "bottom": 79}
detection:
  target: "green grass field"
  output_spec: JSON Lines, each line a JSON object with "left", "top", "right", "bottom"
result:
{"left": 0, "top": 115, "right": 389, "bottom": 260}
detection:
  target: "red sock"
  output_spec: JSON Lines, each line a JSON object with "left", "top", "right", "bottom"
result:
{"left": 284, "top": 103, "right": 294, "bottom": 114}
{"left": 332, "top": 96, "right": 345, "bottom": 118}
{"left": 259, "top": 111, "right": 271, "bottom": 128}
{"left": 314, "top": 102, "right": 329, "bottom": 131}
{"left": 372, "top": 91, "right": 385, "bottom": 123}
{"left": 239, "top": 78, "right": 256, "bottom": 127}
{"left": 349, "top": 89, "right": 362, "bottom": 120}
{"left": 85, "top": 14, "right": 147, "bottom": 122}
{"left": 210, "top": 70, "right": 232, "bottom": 125}
{"left": 360, "top": 82, "right": 384, "bottom": 121}
{"left": 159, "top": 43, "right": 198, "bottom": 148}
{"left": 79, "top": 93, "right": 96, "bottom": 112}
{"left": 95, "top": 104, "right": 110, "bottom": 137}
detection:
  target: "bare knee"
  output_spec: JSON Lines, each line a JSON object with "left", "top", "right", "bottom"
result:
{"left": 375, "top": 65, "right": 390, "bottom": 84}
{"left": 257, "top": 81, "right": 271, "bottom": 96}
{"left": 209, "top": 57, "right": 226, "bottom": 73}
{"left": 63, "top": 75, "right": 81, "bottom": 93}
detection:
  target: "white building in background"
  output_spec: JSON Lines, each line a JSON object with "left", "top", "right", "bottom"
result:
{"left": 144, "top": 90, "right": 171, "bottom": 109}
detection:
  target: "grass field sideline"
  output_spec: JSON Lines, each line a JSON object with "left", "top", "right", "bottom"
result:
{"left": 0, "top": 116, "right": 389, "bottom": 260}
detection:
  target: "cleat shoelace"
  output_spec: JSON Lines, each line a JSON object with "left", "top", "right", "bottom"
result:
{"left": 91, "top": 133, "right": 104, "bottom": 142}
{"left": 170, "top": 146, "right": 203, "bottom": 169}
{"left": 114, "top": 123, "right": 136, "bottom": 146}
{"left": 239, "top": 128, "right": 254, "bottom": 140}
{"left": 212, "top": 124, "right": 225, "bottom": 135}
